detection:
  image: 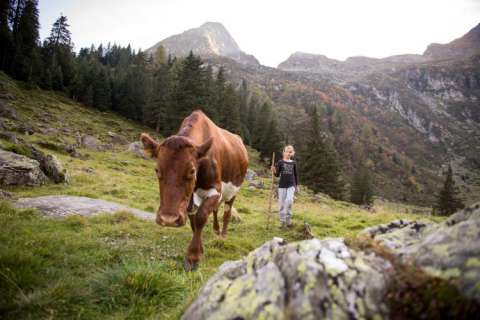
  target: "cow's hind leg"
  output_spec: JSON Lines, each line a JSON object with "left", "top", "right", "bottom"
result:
{"left": 213, "top": 208, "right": 220, "bottom": 235}
{"left": 221, "top": 196, "right": 236, "bottom": 238}
{"left": 185, "top": 195, "right": 220, "bottom": 271}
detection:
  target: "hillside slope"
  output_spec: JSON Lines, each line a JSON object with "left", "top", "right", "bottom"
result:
{"left": 0, "top": 73, "right": 435, "bottom": 319}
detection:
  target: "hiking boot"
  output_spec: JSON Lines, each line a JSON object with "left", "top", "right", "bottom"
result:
{"left": 287, "top": 221, "right": 294, "bottom": 228}
{"left": 279, "top": 222, "right": 287, "bottom": 230}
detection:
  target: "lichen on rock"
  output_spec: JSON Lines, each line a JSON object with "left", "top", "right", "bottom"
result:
{"left": 182, "top": 237, "right": 390, "bottom": 320}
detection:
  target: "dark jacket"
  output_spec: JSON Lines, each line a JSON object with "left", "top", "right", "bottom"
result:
{"left": 275, "top": 159, "right": 298, "bottom": 188}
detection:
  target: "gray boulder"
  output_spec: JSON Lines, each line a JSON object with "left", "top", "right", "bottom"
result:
{"left": 25, "top": 144, "right": 69, "bottom": 183}
{"left": 81, "top": 135, "right": 103, "bottom": 151}
{"left": 0, "top": 101, "right": 18, "bottom": 120}
{"left": 0, "top": 149, "right": 48, "bottom": 186}
{"left": 15, "top": 195, "right": 155, "bottom": 221}
{"left": 245, "top": 168, "right": 257, "bottom": 181}
{"left": 0, "top": 132, "right": 19, "bottom": 144}
{"left": 365, "top": 202, "right": 480, "bottom": 301}
{"left": 182, "top": 238, "right": 390, "bottom": 320}
{"left": 42, "top": 154, "right": 69, "bottom": 183}
{"left": 128, "top": 141, "right": 147, "bottom": 159}
{"left": 248, "top": 180, "right": 264, "bottom": 189}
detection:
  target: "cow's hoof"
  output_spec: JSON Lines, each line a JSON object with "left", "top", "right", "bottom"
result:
{"left": 184, "top": 259, "right": 199, "bottom": 272}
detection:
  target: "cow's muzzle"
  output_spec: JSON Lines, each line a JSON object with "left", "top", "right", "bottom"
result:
{"left": 156, "top": 212, "right": 186, "bottom": 227}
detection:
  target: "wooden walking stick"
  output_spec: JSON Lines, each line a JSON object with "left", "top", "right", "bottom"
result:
{"left": 267, "top": 152, "right": 275, "bottom": 229}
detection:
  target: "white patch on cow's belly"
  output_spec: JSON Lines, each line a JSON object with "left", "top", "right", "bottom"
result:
{"left": 221, "top": 181, "right": 240, "bottom": 202}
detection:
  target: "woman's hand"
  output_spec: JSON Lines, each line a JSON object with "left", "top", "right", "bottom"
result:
{"left": 270, "top": 165, "right": 276, "bottom": 174}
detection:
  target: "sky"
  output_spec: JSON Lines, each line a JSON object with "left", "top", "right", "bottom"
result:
{"left": 39, "top": 0, "right": 480, "bottom": 67}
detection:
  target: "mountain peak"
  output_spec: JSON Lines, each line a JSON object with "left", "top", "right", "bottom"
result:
{"left": 199, "top": 21, "right": 227, "bottom": 30}
{"left": 424, "top": 22, "right": 480, "bottom": 60}
{"left": 147, "top": 22, "right": 259, "bottom": 66}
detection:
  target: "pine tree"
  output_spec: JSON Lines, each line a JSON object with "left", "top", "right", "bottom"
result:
{"left": 435, "top": 165, "right": 464, "bottom": 216}
{"left": 239, "top": 79, "right": 249, "bottom": 137}
{"left": 93, "top": 67, "right": 111, "bottom": 110}
{"left": 260, "top": 116, "right": 282, "bottom": 161}
{"left": 44, "top": 15, "right": 74, "bottom": 90}
{"left": 11, "top": 0, "right": 41, "bottom": 84}
{"left": 0, "top": 0, "right": 13, "bottom": 71}
{"left": 221, "top": 83, "right": 241, "bottom": 134}
{"left": 47, "top": 14, "right": 71, "bottom": 47}
{"left": 152, "top": 45, "right": 167, "bottom": 67}
{"left": 245, "top": 94, "right": 259, "bottom": 145}
{"left": 143, "top": 63, "right": 172, "bottom": 134}
{"left": 350, "top": 164, "right": 374, "bottom": 205}
{"left": 300, "top": 106, "right": 345, "bottom": 200}
{"left": 168, "top": 51, "right": 207, "bottom": 133}
{"left": 252, "top": 102, "right": 272, "bottom": 149}
{"left": 214, "top": 66, "right": 227, "bottom": 123}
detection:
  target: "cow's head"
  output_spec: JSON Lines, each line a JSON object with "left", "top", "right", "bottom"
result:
{"left": 140, "top": 133, "right": 212, "bottom": 227}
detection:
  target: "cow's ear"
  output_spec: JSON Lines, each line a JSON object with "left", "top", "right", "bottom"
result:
{"left": 140, "top": 133, "right": 160, "bottom": 158}
{"left": 196, "top": 138, "right": 213, "bottom": 159}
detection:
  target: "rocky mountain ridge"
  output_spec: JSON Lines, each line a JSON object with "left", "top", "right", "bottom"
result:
{"left": 146, "top": 22, "right": 259, "bottom": 66}
{"left": 277, "top": 23, "right": 480, "bottom": 80}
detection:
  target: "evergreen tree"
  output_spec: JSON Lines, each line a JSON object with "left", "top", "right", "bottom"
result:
{"left": 252, "top": 102, "right": 272, "bottom": 149}
{"left": 350, "top": 164, "right": 374, "bottom": 205}
{"left": 143, "top": 62, "right": 172, "bottom": 134}
{"left": 0, "top": 0, "right": 13, "bottom": 71}
{"left": 435, "top": 165, "right": 464, "bottom": 216}
{"left": 221, "top": 83, "right": 241, "bottom": 134}
{"left": 11, "top": 0, "right": 41, "bottom": 84}
{"left": 168, "top": 51, "right": 207, "bottom": 133}
{"left": 300, "top": 106, "right": 344, "bottom": 200}
{"left": 239, "top": 79, "right": 249, "bottom": 137}
{"left": 44, "top": 15, "right": 74, "bottom": 90}
{"left": 260, "top": 116, "right": 282, "bottom": 161}
{"left": 152, "top": 45, "right": 167, "bottom": 67}
{"left": 46, "top": 14, "right": 71, "bottom": 46}
{"left": 245, "top": 94, "right": 259, "bottom": 144}
{"left": 214, "top": 66, "right": 227, "bottom": 124}
{"left": 117, "top": 64, "right": 148, "bottom": 121}
{"left": 93, "top": 67, "right": 111, "bottom": 110}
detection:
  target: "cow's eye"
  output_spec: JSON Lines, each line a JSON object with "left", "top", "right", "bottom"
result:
{"left": 186, "top": 168, "right": 196, "bottom": 180}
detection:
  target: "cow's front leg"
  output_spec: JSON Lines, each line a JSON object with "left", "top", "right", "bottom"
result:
{"left": 185, "top": 195, "right": 220, "bottom": 271}
{"left": 221, "top": 196, "right": 236, "bottom": 238}
{"left": 212, "top": 208, "right": 220, "bottom": 235}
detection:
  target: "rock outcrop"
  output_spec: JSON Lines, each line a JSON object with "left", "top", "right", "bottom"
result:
{"left": 0, "top": 149, "right": 48, "bottom": 186}
{"left": 14, "top": 195, "right": 155, "bottom": 221}
{"left": 183, "top": 203, "right": 480, "bottom": 319}
{"left": 361, "top": 203, "right": 480, "bottom": 302}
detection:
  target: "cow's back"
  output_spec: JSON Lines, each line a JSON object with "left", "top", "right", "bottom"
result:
{"left": 181, "top": 111, "right": 248, "bottom": 187}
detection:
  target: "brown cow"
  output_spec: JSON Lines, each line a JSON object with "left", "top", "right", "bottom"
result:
{"left": 140, "top": 110, "right": 249, "bottom": 270}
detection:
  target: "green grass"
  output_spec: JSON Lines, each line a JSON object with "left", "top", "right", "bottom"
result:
{"left": 0, "top": 72, "right": 443, "bottom": 319}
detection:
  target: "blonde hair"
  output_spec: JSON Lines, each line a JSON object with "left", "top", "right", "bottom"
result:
{"left": 283, "top": 145, "right": 294, "bottom": 152}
